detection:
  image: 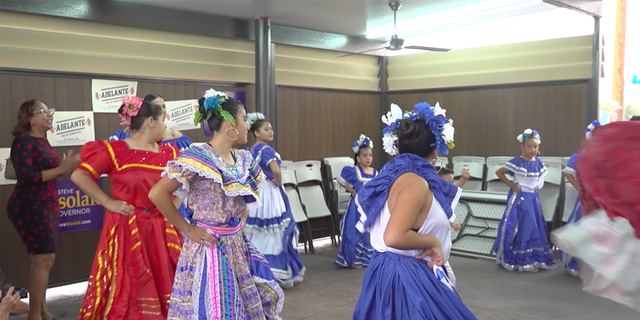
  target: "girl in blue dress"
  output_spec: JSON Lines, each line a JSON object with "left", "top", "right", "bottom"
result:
{"left": 335, "top": 134, "right": 377, "bottom": 268}
{"left": 109, "top": 93, "right": 193, "bottom": 151}
{"left": 352, "top": 102, "right": 477, "bottom": 320}
{"left": 244, "top": 112, "right": 306, "bottom": 288}
{"left": 559, "top": 120, "right": 601, "bottom": 276}
{"left": 493, "top": 128, "right": 555, "bottom": 272}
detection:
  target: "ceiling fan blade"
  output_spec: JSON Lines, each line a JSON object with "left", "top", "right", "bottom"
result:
{"left": 337, "top": 47, "right": 387, "bottom": 58}
{"left": 404, "top": 46, "right": 451, "bottom": 52}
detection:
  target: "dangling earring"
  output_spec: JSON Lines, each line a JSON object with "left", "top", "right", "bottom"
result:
{"left": 30, "top": 122, "right": 33, "bottom": 126}
{"left": 226, "top": 128, "right": 239, "bottom": 141}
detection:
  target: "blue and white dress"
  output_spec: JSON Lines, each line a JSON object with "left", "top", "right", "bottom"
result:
{"left": 352, "top": 154, "right": 477, "bottom": 320}
{"left": 493, "top": 157, "right": 555, "bottom": 272}
{"left": 245, "top": 143, "right": 306, "bottom": 288}
{"left": 335, "top": 165, "right": 377, "bottom": 268}
{"left": 559, "top": 153, "right": 581, "bottom": 276}
{"left": 108, "top": 129, "right": 193, "bottom": 151}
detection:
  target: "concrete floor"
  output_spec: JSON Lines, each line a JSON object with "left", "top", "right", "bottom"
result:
{"left": 12, "top": 242, "right": 639, "bottom": 320}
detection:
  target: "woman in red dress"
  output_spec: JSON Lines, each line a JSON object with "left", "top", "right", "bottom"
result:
{"left": 71, "top": 96, "right": 183, "bottom": 319}
{"left": 552, "top": 120, "right": 640, "bottom": 313}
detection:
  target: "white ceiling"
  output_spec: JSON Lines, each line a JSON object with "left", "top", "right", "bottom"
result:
{"left": 120, "top": 0, "right": 553, "bottom": 36}
{"left": 118, "top": 0, "right": 594, "bottom": 53}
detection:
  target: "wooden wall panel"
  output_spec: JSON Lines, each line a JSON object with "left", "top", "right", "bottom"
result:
{"left": 275, "top": 87, "right": 382, "bottom": 169}
{"left": 387, "top": 81, "right": 590, "bottom": 160}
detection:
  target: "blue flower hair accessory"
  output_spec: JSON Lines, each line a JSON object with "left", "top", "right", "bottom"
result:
{"left": 193, "top": 88, "right": 235, "bottom": 126}
{"left": 381, "top": 102, "right": 455, "bottom": 156}
{"left": 352, "top": 134, "right": 374, "bottom": 154}
{"left": 585, "top": 120, "right": 601, "bottom": 140}
{"left": 516, "top": 128, "right": 541, "bottom": 144}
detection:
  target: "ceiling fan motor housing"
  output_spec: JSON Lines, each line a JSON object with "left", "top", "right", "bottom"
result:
{"left": 388, "top": 34, "right": 404, "bottom": 50}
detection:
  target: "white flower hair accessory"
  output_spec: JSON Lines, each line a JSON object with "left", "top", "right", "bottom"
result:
{"left": 381, "top": 102, "right": 455, "bottom": 156}
{"left": 516, "top": 128, "right": 541, "bottom": 144}
{"left": 352, "top": 134, "right": 374, "bottom": 154}
{"left": 585, "top": 120, "right": 601, "bottom": 140}
{"left": 246, "top": 111, "right": 266, "bottom": 127}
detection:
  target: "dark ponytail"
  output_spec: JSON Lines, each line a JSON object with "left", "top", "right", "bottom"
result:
{"left": 397, "top": 119, "right": 436, "bottom": 158}
{"left": 197, "top": 97, "right": 244, "bottom": 133}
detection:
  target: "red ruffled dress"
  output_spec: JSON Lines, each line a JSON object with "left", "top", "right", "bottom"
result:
{"left": 76, "top": 140, "right": 183, "bottom": 320}
{"left": 551, "top": 121, "right": 640, "bottom": 312}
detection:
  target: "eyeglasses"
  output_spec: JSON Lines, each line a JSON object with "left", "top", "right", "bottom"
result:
{"left": 32, "top": 108, "right": 55, "bottom": 116}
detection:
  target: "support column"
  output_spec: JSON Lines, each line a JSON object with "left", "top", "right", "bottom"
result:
{"left": 588, "top": 17, "right": 601, "bottom": 123}
{"left": 378, "top": 56, "right": 389, "bottom": 167}
{"left": 255, "top": 17, "right": 272, "bottom": 119}
{"left": 268, "top": 43, "right": 277, "bottom": 147}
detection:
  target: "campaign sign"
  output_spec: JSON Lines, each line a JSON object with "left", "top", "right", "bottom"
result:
{"left": 58, "top": 179, "right": 104, "bottom": 234}
{"left": 92, "top": 79, "right": 138, "bottom": 113}
{"left": 49, "top": 111, "right": 96, "bottom": 147}
{"left": 165, "top": 99, "right": 200, "bottom": 131}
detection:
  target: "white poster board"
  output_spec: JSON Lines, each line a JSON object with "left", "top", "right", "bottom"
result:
{"left": 49, "top": 111, "right": 96, "bottom": 147}
{"left": 0, "top": 147, "right": 16, "bottom": 186}
{"left": 92, "top": 79, "right": 138, "bottom": 113}
{"left": 164, "top": 99, "right": 200, "bottom": 131}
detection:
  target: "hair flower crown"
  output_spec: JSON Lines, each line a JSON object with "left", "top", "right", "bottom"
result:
{"left": 585, "top": 120, "right": 601, "bottom": 140}
{"left": 246, "top": 111, "right": 266, "bottom": 127}
{"left": 194, "top": 88, "right": 236, "bottom": 126}
{"left": 352, "top": 134, "right": 374, "bottom": 154}
{"left": 118, "top": 95, "right": 143, "bottom": 127}
{"left": 381, "top": 101, "right": 455, "bottom": 156}
{"left": 516, "top": 128, "right": 541, "bottom": 143}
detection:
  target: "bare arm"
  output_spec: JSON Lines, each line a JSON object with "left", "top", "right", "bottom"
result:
{"left": 454, "top": 177, "right": 468, "bottom": 188}
{"left": 149, "top": 177, "right": 192, "bottom": 233}
{"left": 383, "top": 173, "right": 441, "bottom": 251}
{"left": 496, "top": 167, "right": 520, "bottom": 192}
{"left": 269, "top": 161, "right": 282, "bottom": 187}
{"left": 564, "top": 173, "right": 581, "bottom": 192}
{"left": 340, "top": 183, "right": 357, "bottom": 196}
{"left": 71, "top": 170, "right": 113, "bottom": 205}
{"left": 149, "top": 176, "right": 216, "bottom": 245}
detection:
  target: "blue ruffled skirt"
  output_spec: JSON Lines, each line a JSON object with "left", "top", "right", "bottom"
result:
{"left": 335, "top": 198, "right": 374, "bottom": 268}
{"left": 493, "top": 190, "right": 555, "bottom": 272}
{"left": 559, "top": 198, "right": 582, "bottom": 276}
{"left": 352, "top": 252, "right": 477, "bottom": 320}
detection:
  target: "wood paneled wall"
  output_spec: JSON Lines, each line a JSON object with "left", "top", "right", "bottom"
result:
{"left": 275, "top": 87, "right": 382, "bottom": 169}
{"left": 387, "top": 81, "right": 590, "bottom": 160}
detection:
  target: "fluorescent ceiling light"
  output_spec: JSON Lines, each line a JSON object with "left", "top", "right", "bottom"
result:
{"left": 366, "top": 0, "right": 547, "bottom": 39}
{"left": 399, "top": 7, "right": 593, "bottom": 51}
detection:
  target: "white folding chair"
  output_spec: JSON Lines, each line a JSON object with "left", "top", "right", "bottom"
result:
{"left": 285, "top": 187, "right": 315, "bottom": 253}
{"left": 437, "top": 156, "right": 450, "bottom": 168}
{"left": 561, "top": 182, "right": 579, "bottom": 223}
{"left": 280, "top": 163, "right": 298, "bottom": 187}
{"left": 294, "top": 160, "right": 337, "bottom": 245}
{"left": 485, "top": 156, "right": 513, "bottom": 193}
{"left": 323, "top": 157, "right": 354, "bottom": 243}
{"left": 452, "top": 156, "right": 485, "bottom": 191}
{"left": 561, "top": 156, "right": 571, "bottom": 168}
{"left": 539, "top": 157, "right": 563, "bottom": 223}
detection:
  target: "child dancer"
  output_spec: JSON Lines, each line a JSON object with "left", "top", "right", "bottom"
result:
{"left": 335, "top": 134, "right": 377, "bottom": 268}
{"left": 560, "top": 120, "right": 601, "bottom": 276}
{"left": 552, "top": 121, "right": 640, "bottom": 312}
{"left": 437, "top": 167, "right": 470, "bottom": 287}
{"left": 492, "top": 128, "right": 555, "bottom": 272}
{"left": 245, "top": 111, "right": 306, "bottom": 288}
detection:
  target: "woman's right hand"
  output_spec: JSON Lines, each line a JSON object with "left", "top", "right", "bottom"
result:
{"left": 104, "top": 199, "right": 135, "bottom": 215}
{"left": 59, "top": 150, "right": 81, "bottom": 172}
{"left": 0, "top": 286, "right": 20, "bottom": 317}
{"left": 510, "top": 183, "right": 522, "bottom": 193}
{"left": 184, "top": 225, "right": 217, "bottom": 246}
{"left": 415, "top": 240, "right": 444, "bottom": 267}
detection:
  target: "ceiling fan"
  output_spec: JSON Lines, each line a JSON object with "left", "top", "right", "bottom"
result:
{"left": 338, "top": 1, "right": 451, "bottom": 58}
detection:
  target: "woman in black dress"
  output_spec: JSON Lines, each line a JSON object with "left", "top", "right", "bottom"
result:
{"left": 6, "top": 99, "right": 79, "bottom": 320}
